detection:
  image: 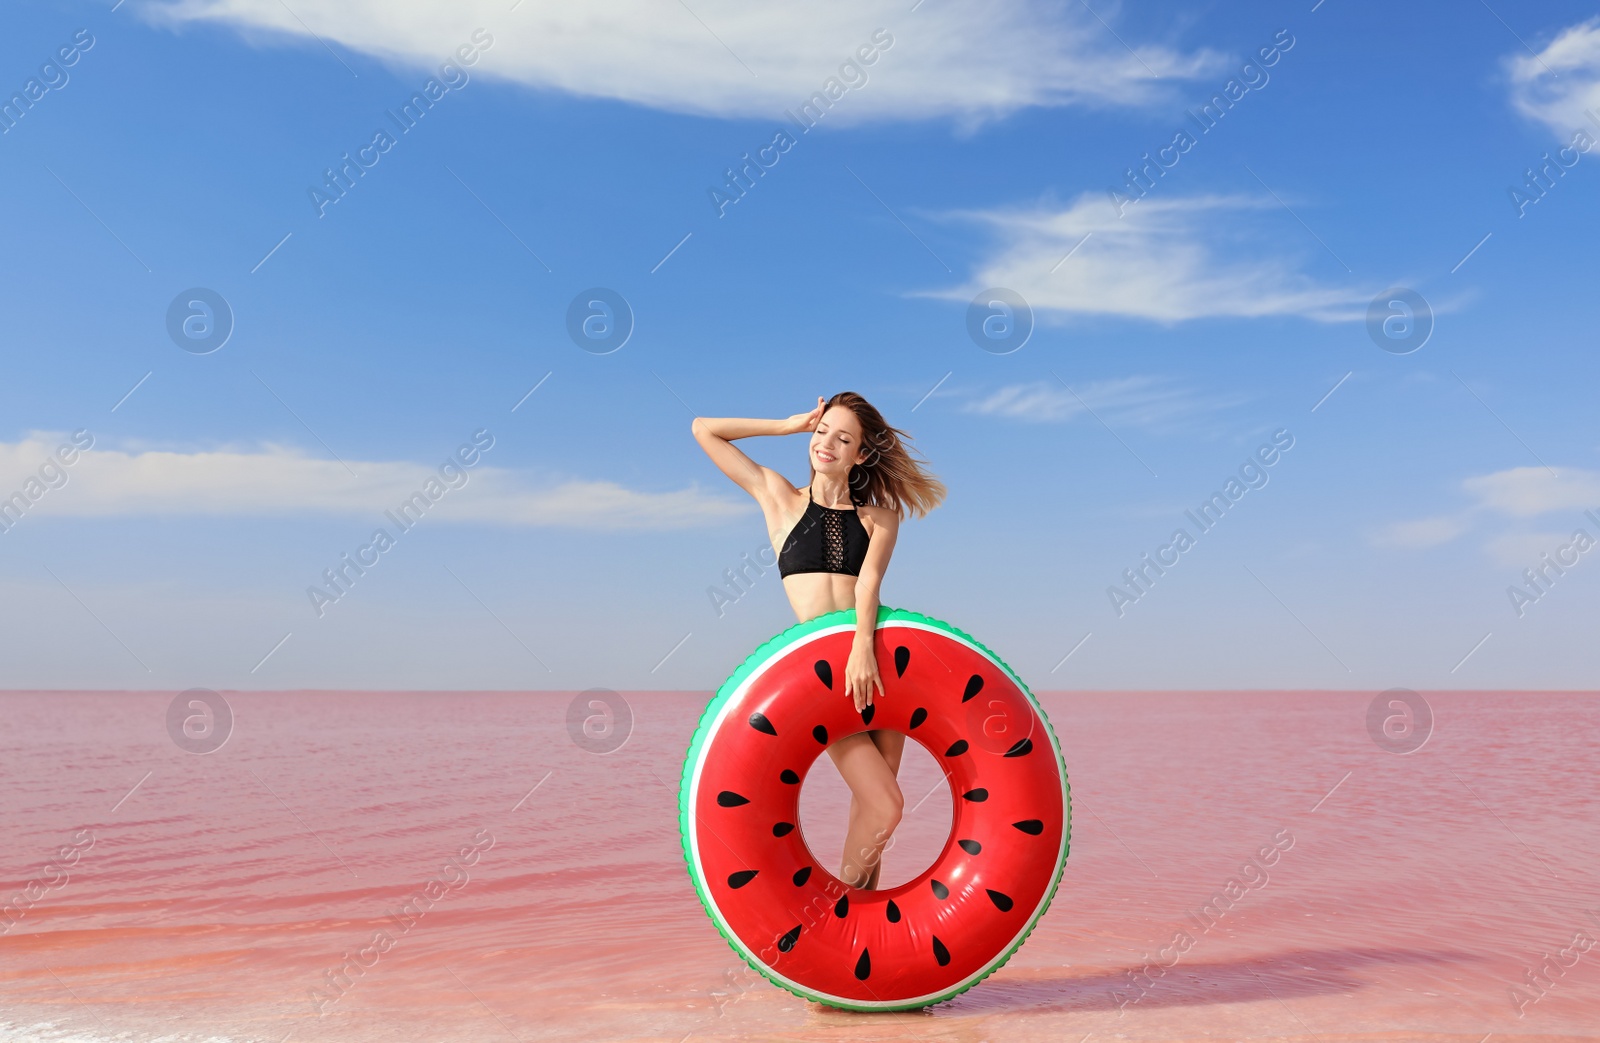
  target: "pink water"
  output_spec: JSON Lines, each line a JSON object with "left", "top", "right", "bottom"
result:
{"left": 2, "top": 689, "right": 1597, "bottom": 1042}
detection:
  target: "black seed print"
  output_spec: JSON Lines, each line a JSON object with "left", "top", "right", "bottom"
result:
{"left": 908, "top": 707, "right": 928, "bottom": 729}
{"left": 1013, "top": 819, "right": 1045, "bottom": 835}
{"left": 728, "top": 870, "right": 758, "bottom": 889}
{"left": 748, "top": 712, "right": 777, "bottom": 736}
{"left": 962, "top": 674, "right": 984, "bottom": 702}
{"left": 812, "top": 725, "right": 828, "bottom": 745}
{"left": 894, "top": 646, "right": 910, "bottom": 677}
{"left": 834, "top": 894, "right": 849, "bottom": 918}
{"left": 814, "top": 660, "right": 833, "bottom": 690}
{"left": 932, "top": 936, "right": 951, "bottom": 966}
{"left": 1004, "top": 737, "right": 1034, "bottom": 757}
{"left": 962, "top": 788, "right": 989, "bottom": 802}
{"left": 987, "top": 889, "right": 1014, "bottom": 912}
{"left": 945, "top": 739, "right": 969, "bottom": 757}
{"left": 778, "top": 924, "right": 802, "bottom": 952}
{"left": 792, "top": 866, "right": 812, "bottom": 886}
{"left": 773, "top": 822, "right": 794, "bottom": 837}
{"left": 854, "top": 948, "right": 871, "bottom": 980}
{"left": 886, "top": 900, "right": 901, "bottom": 923}
{"left": 860, "top": 704, "right": 875, "bottom": 726}
{"left": 958, "top": 839, "right": 981, "bottom": 855}
{"left": 780, "top": 769, "right": 800, "bottom": 785}
{"left": 930, "top": 879, "right": 949, "bottom": 900}
{"left": 717, "top": 791, "right": 750, "bottom": 807}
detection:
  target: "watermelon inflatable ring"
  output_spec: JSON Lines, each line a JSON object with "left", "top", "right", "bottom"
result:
{"left": 678, "top": 606, "right": 1071, "bottom": 1011}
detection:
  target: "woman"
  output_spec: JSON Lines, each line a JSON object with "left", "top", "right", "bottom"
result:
{"left": 691, "top": 391, "right": 945, "bottom": 891}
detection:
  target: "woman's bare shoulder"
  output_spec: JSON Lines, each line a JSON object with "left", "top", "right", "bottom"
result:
{"left": 856, "top": 503, "right": 900, "bottom": 535}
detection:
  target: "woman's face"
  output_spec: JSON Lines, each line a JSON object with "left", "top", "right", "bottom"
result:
{"left": 809, "top": 406, "right": 866, "bottom": 477}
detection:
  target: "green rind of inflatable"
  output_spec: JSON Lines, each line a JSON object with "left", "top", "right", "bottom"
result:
{"left": 676, "top": 605, "right": 1072, "bottom": 1012}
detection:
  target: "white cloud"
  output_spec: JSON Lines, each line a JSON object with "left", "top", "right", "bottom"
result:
{"left": 141, "top": 0, "right": 1221, "bottom": 125}
{"left": 1461, "top": 466, "right": 1600, "bottom": 518}
{"left": 0, "top": 433, "right": 747, "bottom": 530}
{"left": 1507, "top": 17, "right": 1600, "bottom": 138}
{"left": 1482, "top": 530, "right": 1582, "bottom": 569}
{"left": 962, "top": 375, "right": 1238, "bottom": 430}
{"left": 922, "top": 193, "right": 1369, "bottom": 323}
{"left": 1368, "top": 466, "right": 1600, "bottom": 554}
{"left": 1368, "top": 515, "right": 1469, "bottom": 550}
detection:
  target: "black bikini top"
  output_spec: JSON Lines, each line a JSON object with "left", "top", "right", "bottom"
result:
{"left": 778, "top": 485, "right": 870, "bottom": 579}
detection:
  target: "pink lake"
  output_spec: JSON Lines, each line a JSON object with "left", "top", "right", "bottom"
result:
{"left": 2, "top": 689, "right": 1597, "bottom": 1042}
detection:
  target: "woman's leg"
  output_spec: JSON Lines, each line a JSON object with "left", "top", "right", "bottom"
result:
{"left": 859, "top": 730, "right": 906, "bottom": 889}
{"left": 825, "top": 732, "right": 904, "bottom": 889}
{"left": 868, "top": 729, "right": 907, "bottom": 774}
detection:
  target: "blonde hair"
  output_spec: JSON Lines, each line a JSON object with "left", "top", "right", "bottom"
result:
{"left": 810, "top": 391, "right": 945, "bottom": 520}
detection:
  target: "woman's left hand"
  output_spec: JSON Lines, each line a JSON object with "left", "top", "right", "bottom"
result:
{"left": 845, "top": 641, "right": 884, "bottom": 713}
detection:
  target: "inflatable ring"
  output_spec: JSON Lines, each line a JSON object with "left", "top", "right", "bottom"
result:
{"left": 678, "top": 606, "right": 1071, "bottom": 1011}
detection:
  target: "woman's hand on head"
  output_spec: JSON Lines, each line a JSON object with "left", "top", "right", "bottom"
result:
{"left": 845, "top": 641, "right": 884, "bottom": 712}
{"left": 784, "top": 396, "right": 825, "bottom": 436}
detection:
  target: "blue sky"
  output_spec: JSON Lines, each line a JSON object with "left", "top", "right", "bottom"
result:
{"left": 3, "top": 0, "right": 1599, "bottom": 691}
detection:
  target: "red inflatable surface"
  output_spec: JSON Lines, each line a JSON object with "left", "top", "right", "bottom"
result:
{"left": 679, "top": 608, "right": 1070, "bottom": 1010}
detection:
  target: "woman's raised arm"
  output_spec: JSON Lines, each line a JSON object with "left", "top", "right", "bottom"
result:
{"left": 690, "top": 398, "right": 823, "bottom": 502}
